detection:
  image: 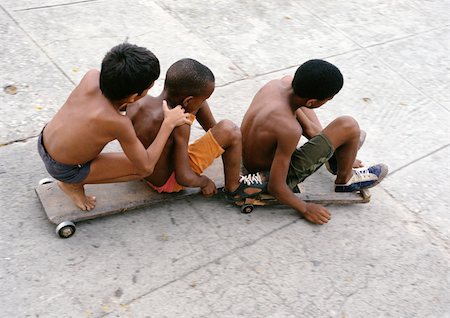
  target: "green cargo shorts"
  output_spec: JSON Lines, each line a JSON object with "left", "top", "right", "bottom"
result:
{"left": 286, "top": 133, "right": 334, "bottom": 190}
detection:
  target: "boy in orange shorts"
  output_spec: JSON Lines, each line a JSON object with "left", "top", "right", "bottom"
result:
{"left": 127, "top": 58, "right": 266, "bottom": 198}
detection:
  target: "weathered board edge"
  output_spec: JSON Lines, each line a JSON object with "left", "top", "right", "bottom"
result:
{"left": 35, "top": 181, "right": 200, "bottom": 225}
{"left": 249, "top": 190, "right": 371, "bottom": 206}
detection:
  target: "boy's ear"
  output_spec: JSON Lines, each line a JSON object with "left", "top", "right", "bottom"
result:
{"left": 182, "top": 96, "right": 194, "bottom": 107}
{"left": 127, "top": 93, "right": 139, "bottom": 103}
{"left": 305, "top": 99, "right": 318, "bottom": 108}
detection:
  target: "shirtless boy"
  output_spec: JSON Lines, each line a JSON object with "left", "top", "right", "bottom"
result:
{"left": 38, "top": 43, "right": 191, "bottom": 211}
{"left": 127, "top": 58, "right": 264, "bottom": 198}
{"left": 241, "top": 59, "right": 388, "bottom": 225}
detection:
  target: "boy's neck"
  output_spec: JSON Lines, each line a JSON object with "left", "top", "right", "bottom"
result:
{"left": 159, "top": 91, "right": 184, "bottom": 109}
{"left": 287, "top": 89, "right": 306, "bottom": 112}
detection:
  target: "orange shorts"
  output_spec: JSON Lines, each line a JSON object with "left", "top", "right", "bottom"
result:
{"left": 148, "top": 129, "right": 224, "bottom": 193}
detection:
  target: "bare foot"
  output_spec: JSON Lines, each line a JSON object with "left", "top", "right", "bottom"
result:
{"left": 57, "top": 181, "right": 96, "bottom": 211}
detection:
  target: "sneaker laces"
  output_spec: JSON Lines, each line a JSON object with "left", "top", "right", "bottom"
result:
{"left": 239, "top": 172, "right": 264, "bottom": 185}
{"left": 352, "top": 168, "right": 377, "bottom": 182}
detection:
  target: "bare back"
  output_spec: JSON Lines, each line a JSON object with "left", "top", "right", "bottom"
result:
{"left": 43, "top": 70, "right": 131, "bottom": 165}
{"left": 241, "top": 77, "right": 302, "bottom": 173}
{"left": 127, "top": 96, "right": 174, "bottom": 185}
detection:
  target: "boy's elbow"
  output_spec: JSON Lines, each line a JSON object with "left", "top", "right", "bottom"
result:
{"left": 137, "top": 164, "right": 155, "bottom": 178}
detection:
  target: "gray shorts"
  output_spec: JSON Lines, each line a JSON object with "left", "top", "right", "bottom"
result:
{"left": 37, "top": 131, "right": 91, "bottom": 184}
{"left": 286, "top": 133, "right": 334, "bottom": 190}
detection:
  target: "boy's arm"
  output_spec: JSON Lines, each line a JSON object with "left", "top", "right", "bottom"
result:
{"left": 295, "top": 108, "right": 322, "bottom": 140}
{"left": 267, "top": 127, "right": 331, "bottom": 225}
{"left": 172, "top": 124, "right": 216, "bottom": 196}
{"left": 196, "top": 101, "right": 217, "bottom": 132}
{"left": 117, "top": 102, "right": 190, "bottom": 176}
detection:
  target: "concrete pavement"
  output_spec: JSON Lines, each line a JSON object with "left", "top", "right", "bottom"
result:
{"left": 0, "top": 0, "right": 449, "bottom": 317}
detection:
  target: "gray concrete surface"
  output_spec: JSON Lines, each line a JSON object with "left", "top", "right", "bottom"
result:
{"left": 0, "top": 0, "right": 449, "bottom": 317}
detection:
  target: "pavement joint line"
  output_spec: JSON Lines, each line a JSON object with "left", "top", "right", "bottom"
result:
{"left": 363, "top": 24, "right": 450, "bottom": 49}
{"left": 380, "top": 185, "right": 450, "bottom": 252}
{"left": 0, "top": 134, "right": 38, "bottom": 147}
{"left": 297, "top": 2, "right": 364, "bottom": 50}
{"left": 96, "top": 218, "right": 299, "bottom": 318}
{"left": 360, "top": 26, "right": 450, "bottom": 112}
{"left": 12, "top": 0, "right": 100, "bottom": 12}
{"left": 0, "top": 5, "right": 76, "bottom": 86}
{"left": 215, "top": 47, "right": 366, "bottom": 88}
{"left": 388, "top": 143, "right": 449, "bottom": 177}
{"left": 298, "top": 2, "right": 450, "bottom": 112}
{"left": 153, "top": 1, "right": 250, "bottom": 79}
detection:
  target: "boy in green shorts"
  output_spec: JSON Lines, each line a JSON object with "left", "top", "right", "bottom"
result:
{"left": 241, "top": 59, "right": 388, "bottom": 224}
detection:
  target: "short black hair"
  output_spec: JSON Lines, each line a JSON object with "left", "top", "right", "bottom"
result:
{"left": 164, "top": 58, "right": 215, "bottom": 98}
{"left": 100, "top": 43, "right": 160, "bottom": 101}
{"left": 292, "top": 59, "right": 344, "bottom": 100}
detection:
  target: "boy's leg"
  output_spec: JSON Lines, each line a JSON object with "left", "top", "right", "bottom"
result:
{"left": 286, "top": 133, "right": 335, "bottom": 191}
{"left": 83, "top": 152, "right": 142, "bottom": 184}
{"left": 288, "top": 116, "right": 387, "bottom": 192}
{"left": 321, "top": 116, "right": 360, "bottom": 184}
{"left": 287, "top": 115, "right": 359, "bottom": 190}
{"left": 208, "top": 120, "right": 241, "bottom": 192}
{"left": 300, "top": 108, "right": 363, "bottom": 171}
{"left": 58, "top": 152, "right": 143, "bottom": 211}
{"left": 189, "top": 120, "right": 265, "bottom": 198}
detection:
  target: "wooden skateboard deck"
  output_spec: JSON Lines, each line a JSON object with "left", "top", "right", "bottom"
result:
{"left": 36, "top": 160, "right": 225, "bottom": 238}
{"left": 36, "top": 160, "right": 370, "bottom": 238}
{"left": 235, "top": 190, "right": 370, "bottom": 213}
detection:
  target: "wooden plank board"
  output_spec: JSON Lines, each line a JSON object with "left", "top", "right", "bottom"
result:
{"left": 248, "top": 190, "right": 370, "bottom": 206}
{"left": 36, "top": 160, "right": 225, "bottom": 225}
{"left": 35, "top": 158, "right": 370, "bottom": 227}
{"left": 35, "top": 180, "right": 201, "bottom": 225}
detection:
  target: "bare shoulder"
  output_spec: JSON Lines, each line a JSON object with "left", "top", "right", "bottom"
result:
{"left": 79, "top": 69, "right": 100, "bottom": 90}
{"left": 127, "top": 95, "right": 161, "bottom": 119}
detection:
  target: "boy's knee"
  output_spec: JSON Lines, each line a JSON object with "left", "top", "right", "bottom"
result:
{"left": 215, "top": 119, "right": 241, "bottom": 142}
{"left": 336, "top": 116, "right": 360, "bottom": 137}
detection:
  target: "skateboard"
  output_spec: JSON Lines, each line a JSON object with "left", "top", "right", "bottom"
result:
{"left": 234, "top": 166, "right": 371, "bottom": 213}
{"left": 234, "top": 189, "right": 370, "bottom": 214}
{"left": 35, "top": 160, "right": 225, "bottom": 238}
{"left": 36, "top": 160, "right": 370, "bottom": 238}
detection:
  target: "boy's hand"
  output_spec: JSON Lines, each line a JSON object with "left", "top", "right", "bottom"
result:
{"left": 201, "top": 177, "right": 217, "bottom": 197}
{"left": 162, "top": 100, "right": 192, "bottom": 128}
{"left": 301, "top": 203, "right": 331, "bottom": 225}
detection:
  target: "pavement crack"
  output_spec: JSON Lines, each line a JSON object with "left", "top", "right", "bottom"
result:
{"left": 0, "top": 5, "right": 75, "bottom": 86}
{"left": 13, "top": 0, "right": 100, "bottom": 12}
{"left": 0, "top": 134, "right": 39, "bottom": 147}
{"left": 388, "top": 144, "right": 449, "bottom": 177}
{"left": 95, "top": 217, "right": 300, "bottom": 318}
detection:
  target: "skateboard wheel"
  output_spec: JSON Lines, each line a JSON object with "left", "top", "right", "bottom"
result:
{"left": 56, "top": 221, "right": 76, "bottom": 238}
{"left": 39, "top": 178, "right": 54, "bottom": 185}
{"left": 240, "top": 204, "right": 254, "bottom": 214}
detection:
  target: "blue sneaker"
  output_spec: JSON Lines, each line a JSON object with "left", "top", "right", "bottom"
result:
{"left": 335, "top": 163, "right": 388, "bottom": 192}
{"left": 326, "top": 130, "right": 366, "bottom": 175}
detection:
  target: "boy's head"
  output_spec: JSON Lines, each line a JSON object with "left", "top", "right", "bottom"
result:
{"left": 100, "top": 43, "right": 160, "bottom": 102}
{"left": 292, "top": 59, "right": 343, "bottom": 108}
{"left": 164, "top": 58, "right": 215, "bottom": 112}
